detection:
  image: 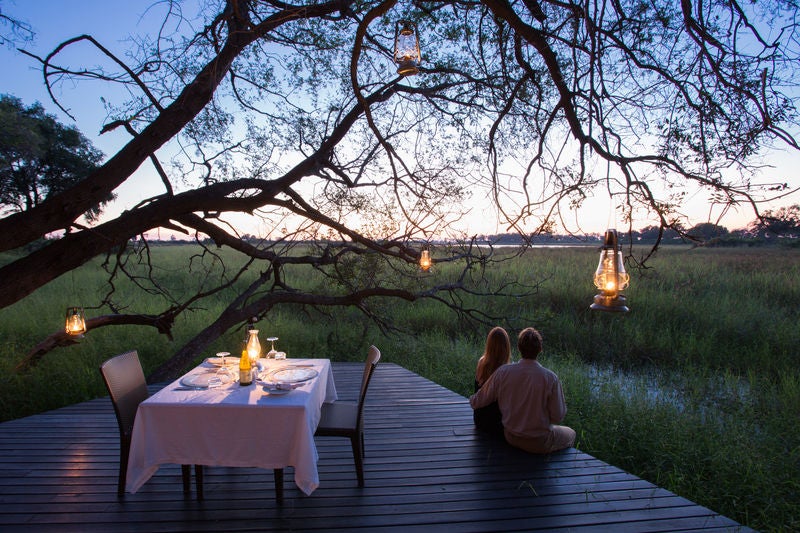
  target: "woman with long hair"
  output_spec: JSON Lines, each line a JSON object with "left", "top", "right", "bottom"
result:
{"left": 473, "top": 326, "right": 511, "bottom": 435}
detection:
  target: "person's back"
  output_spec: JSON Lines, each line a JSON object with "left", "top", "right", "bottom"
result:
{"left": 473, "top": 326, "right": 511, "bottom": 436}
{"left": 491, "top": 359, "right": 565, "bottom": 439}
{"left": 470, "top": 327, "right": 576, "bottom": 454}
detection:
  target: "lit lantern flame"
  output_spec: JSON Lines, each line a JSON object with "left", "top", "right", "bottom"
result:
{"left": 246, "top": 329, "right": 261, "bottom": 365}
{"left": 419, "top": 249, "right": 432, "bottom": 272}
{"left": 394, "top": 20, "right": 421, "bottom": 76}
{"left": 590, "top": 229, "right": 630, "bottom": 312}
{"left": 65, "top": 307, "right": 87, "bottom": 336}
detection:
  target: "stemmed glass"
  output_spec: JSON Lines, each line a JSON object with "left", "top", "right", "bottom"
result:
{"left": 266, "top": 337, "right": 278, "bottom": 358}
{"left": 215, "top": 351, "right": 232, "bottom": 381}
{"left": 216, "top": 351, "right": 230, "bottom": 366}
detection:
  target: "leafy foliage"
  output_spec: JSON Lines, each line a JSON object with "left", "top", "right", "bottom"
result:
{"left": 0, "top": 94, "right": 108, "bottom": 220}
{"left": 750, "top": 204, "right": 800, "bottom": 238}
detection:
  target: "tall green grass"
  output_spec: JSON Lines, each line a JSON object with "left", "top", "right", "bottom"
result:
{"left": 1, "top": 244, "right": 798, "bottom": 531}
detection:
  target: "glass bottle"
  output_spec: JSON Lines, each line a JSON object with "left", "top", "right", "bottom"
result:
{"left": 239, "top": 342, "right": 252, "bottom": 386}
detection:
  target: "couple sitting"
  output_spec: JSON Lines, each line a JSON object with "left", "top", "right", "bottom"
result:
{"left": 469, "top": 326, "right": 576, "bottom": 454}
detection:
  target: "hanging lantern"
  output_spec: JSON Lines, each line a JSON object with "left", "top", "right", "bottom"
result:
{"left": 394, "top": 20, "right": 421, "bottom": 76}
{"left": 419, "top": 249, "right": 432, "bottom": 272}
{"left": 65, "top": 306, "right": 87, "bottom": 336}
{"left": 590, "top": 229, "right": 630, "bottom": 312}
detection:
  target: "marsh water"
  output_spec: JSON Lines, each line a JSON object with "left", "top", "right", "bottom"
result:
{"left": 585, "top": 363, "right": 752, "bottom": 422}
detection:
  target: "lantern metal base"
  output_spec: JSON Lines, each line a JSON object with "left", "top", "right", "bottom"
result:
{"left": 396, "top": 62, "right": 420, "bottom": 76}
{"left": 590, "top": 294, "right": 629, "bottom": 313}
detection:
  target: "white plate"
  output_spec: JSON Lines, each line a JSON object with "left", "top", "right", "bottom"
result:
{"left": 268, "top": 366, "right": 319, "bottom": 383}
{"left": 206, "top": 356, "right": 239, "bottom": 366}
{"left": 180, "top": 372, "right": 231, "bottom": 389}
{"left": 262, "top": 386, "right": 291, "bottom": 396}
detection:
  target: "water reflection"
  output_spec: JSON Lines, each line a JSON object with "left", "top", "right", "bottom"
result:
{"left": 586, "top": 363, "right": 752, "bottom": 419}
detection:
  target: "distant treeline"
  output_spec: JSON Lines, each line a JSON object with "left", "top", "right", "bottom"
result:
{"left": 477, "top": 229, "right": 799, "bottom": 247}
{"left": 477, "top": 217, "right": 800, "bottom": 247}
{"left": 139, "top": 231, "right": 799, "bottom": 248}
{"left": 136, "top": 211, "right": 800, "bottom": 248}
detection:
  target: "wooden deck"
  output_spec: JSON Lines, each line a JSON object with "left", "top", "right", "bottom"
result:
{"left": 0, "top": 362, "right": 751, "bottom": 532}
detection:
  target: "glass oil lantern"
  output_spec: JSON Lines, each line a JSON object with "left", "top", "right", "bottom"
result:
{"left": 65, "top": 306, "right": 87, "bottom": 336}
{"left": 394, "top": 20, "right": 421, "bottom": 76}
{"left": 590, "top": 229, "right": 630, "bottom": 312}
{"left": 246, "top": 329, "right": 261, "bottom": 366}
{"left": 419, "top": 249, "right": 432, "bottom": 272}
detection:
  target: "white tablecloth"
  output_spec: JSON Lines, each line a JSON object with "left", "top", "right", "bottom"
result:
{"left": 126, "top": 358, "right": 337, "bottom": 495}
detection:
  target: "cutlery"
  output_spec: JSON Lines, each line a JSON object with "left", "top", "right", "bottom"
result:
{"left": 174, "top": 383, "right": 226, "bottom": 390}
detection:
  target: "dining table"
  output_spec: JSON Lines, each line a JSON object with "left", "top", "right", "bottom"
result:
{"left": 125, "top": 357, "right": 337, "bottom": 497}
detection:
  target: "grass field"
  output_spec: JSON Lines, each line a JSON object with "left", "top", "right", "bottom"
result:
{"left": 1, "top": 244, "right": 798, "bottom": 532}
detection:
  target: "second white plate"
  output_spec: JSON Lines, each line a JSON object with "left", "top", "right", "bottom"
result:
{"left": 268, "top": 366, "right": 319, "bottom": 383}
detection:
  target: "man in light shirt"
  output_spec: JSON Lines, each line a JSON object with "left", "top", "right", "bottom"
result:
{"left": 469, "top": 327, "right": 576, "bottom": 453}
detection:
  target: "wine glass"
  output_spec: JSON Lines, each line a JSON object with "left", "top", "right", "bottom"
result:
{"left": 215, "top": 351, "right": 232, "bottom": 381}
{"left": 266, "top": 337, "right": 278, "bottom": 358}
{"left": 216, "top": 351, "right": 230, "bottom": 366}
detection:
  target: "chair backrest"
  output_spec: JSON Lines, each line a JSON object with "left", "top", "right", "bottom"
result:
{"left": 356, "top": 345, "right": 381, "bottom": 424}
{"left": 99, "top": 350, "right": 149, "bottom": 438}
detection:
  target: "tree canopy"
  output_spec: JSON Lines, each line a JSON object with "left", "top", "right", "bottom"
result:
{"left": 2, "top": 0, "right": 799, "bottom": 376}
{"left": 0, "top": 94, "right": 108, "bottom": 221}
{"left": 750, "top": 204, "right": 800, "bottom": 238}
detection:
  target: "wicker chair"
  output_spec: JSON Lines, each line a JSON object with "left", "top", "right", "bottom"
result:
{"left": 315, "top": 345, "right": 381, "bottom": 486}
{"left": 99, "top": 350, "right": 197, "bottom": 496}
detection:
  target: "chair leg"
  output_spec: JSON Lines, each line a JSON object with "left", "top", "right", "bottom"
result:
{"left": 274, "top": 468, "right": 284, "bottom": 503}
{"left": 181, "top": 465, "right": 191, "bottom": 493}
{"left": 118, "top": 462, "right": 126, "bottom": 496}
{"left": 350, "top": 434, "right": 364, "bottom": 487}
{"left": 119, "top": 437, "right": 130, "bottom": 497}
{"left": 195, "top": 465, "right": 204, "bottom": 500}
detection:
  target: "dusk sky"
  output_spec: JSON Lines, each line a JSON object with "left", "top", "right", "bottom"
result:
{"left": 2, "top": 0, "right": 799, "bottom": 237}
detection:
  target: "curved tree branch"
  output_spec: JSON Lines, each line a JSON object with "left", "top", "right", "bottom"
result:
{"left": 0, "top": 0, "right": 348, "bottom": 252}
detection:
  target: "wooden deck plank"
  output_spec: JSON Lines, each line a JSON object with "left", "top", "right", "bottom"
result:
{"left": 0, "top": 362, "right": 751, "bottom": 532}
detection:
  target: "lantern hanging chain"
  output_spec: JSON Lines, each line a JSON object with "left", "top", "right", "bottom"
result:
{"left": 69, "top": 269, "right": 80, "bottom": 308}
{"left": 604, "top": 158, "right": 616, "bottom": 232}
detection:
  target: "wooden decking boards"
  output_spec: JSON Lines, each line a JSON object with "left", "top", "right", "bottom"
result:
{"left": 0, "top": 362, "right": 751, "bottom": 532}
